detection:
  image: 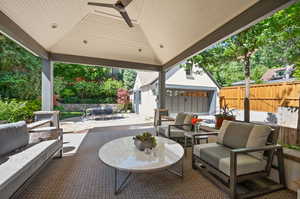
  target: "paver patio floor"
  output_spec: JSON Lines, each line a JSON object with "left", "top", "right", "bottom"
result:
{"left": 19, "top": 123, "right": 296, "bottom": 199}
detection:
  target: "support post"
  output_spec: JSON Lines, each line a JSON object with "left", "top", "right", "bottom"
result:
{"left": 208, "top": 90, "right": 217, "bottom": 115}
{"left": 42, "top": 59, "right": 53, "bottom": 111}
{"left": 158, "top": 70, "right": 166, "bottom": 109}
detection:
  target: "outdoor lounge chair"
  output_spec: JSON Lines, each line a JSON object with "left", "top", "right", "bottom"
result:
{"left": 157, "top": 112, "right": 193, "bottom": 139}
{"left": 192, "top": 120, "right": 286, "bottom": 199}
{"left": 157, "top": 112, "right": 208, "bottom": 144}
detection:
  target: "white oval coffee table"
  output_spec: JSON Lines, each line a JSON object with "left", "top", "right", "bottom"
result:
{"left": 99, "top": 136, "right": 184, "bottom": 194}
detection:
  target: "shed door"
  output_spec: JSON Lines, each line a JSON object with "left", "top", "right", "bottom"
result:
{"left": 166, "top": 90, "right": 209, "bottom": 114}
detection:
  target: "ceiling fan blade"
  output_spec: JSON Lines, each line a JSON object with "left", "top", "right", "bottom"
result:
{"left": 120, "top": 10, "right": 133, "bottom": 27}
{"left": 88, "top": 2, "right": 115, "bottom": 8}
{"left": 119, "top": 0, "right": 133, "bottom": 7}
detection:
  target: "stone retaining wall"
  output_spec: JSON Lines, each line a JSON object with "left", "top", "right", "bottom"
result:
{"left": 58, "top": 103, "right": 118, "bottom": 112}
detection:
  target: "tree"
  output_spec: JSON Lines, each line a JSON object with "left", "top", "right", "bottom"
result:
{"left": 185, "top": 2, "right": 300, "bottom": 122}
{"left": 54, "top": 63, "right": 111, "bottom": 82}
{"left": 123, "top": 69, "right": 137, "bottom": 89}
{"left": 0, "top": 33, "right": 42, "bottom": 100}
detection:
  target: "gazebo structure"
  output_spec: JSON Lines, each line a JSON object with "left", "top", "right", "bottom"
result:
{"left": 0, "top": 0, "right": 296, "bottom": 111}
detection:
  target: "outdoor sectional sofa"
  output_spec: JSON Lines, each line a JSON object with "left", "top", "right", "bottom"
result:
{"left": 0, "top": 120, "right": 63, "bottom": 199}
{"left": 192, "top": 120, "right": 286, "bottom": 199}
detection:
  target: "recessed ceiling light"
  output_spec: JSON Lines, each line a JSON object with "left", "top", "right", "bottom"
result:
{"left": 138, "top": 48, "right": 142, "bottom": 52}
{"left": 51, "top": 23, "right": 58, "bottom": 29}
{"left": 160, "top": 44, "right": 164, "bottom": 48}
{"left": 83, "top": 40, "right": 88, "bottom": 44}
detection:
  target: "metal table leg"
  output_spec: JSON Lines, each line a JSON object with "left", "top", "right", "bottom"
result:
{"left": 114, "top": 168, "right": 132, "bottom": 195}
{"left": 166, "top": 158, "right": 184, "bottom": 179}
{"left": 184, "top": 136, "right": 188, "bottom": 157}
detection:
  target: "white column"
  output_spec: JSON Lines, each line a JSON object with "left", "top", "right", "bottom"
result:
{"left": 158, "top": 71, "right": 166, "bottom": 109}
{"left": 41, "top": 59, "right": 53, "bottom": 111}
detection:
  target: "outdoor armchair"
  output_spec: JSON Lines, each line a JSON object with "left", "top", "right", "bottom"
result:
{"left": 157, "top": 112, "right": 195, "bottom": 141}
{"left": 192, "top": 120, "right": 286, "bottom": 199}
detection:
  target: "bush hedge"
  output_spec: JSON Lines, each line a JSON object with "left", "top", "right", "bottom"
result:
{"left": 0, "top": 99, "right": 41, "bottom": 122}
{"left": 57, "top": 79, "right": 123, "bottom": 104}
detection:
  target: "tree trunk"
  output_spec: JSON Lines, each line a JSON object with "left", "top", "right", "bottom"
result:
{"left": 297, "top": 95, "right": 300, "bottom": 145}
{"left": 244, "top": 57, "right": 250, "bottom": 122}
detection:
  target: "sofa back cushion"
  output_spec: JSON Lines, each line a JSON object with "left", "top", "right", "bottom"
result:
{"left": 175, "top": 112, "right": 187, "bottom": 126}
{"left": 0, "top": 121, "right": 29, "bottom": 156}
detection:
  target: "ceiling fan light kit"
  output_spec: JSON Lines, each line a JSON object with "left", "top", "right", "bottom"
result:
{"left": 88, "top": 0, "right": 134, "bottom": 28}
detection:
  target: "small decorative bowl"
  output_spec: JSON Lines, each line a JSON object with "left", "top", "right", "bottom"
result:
{"left": 134, "top": 139, "right": 155, "bottom": 151}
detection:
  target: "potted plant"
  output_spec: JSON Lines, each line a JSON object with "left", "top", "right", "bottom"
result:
{"left": 215, "top": 104, "right": 235, "bottom": 129}
{"left": 133, "top": 132, "right": 157, "bottom": 151}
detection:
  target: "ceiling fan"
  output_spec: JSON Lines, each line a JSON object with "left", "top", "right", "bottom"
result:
{"left": 88, "top": 0, "right": 134, "bottom": 28}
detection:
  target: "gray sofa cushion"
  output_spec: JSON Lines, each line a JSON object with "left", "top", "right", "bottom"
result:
{"left": 221, "top": 121, "right": 254, "bottom": 149}
{"left": 0, "top": 121, "right": 29, "bottom": 156}
{"left": 193, "top": 143, "right": 266, "bottom": 176}
{"left": 0, "top": 140, "right": 61, "bottom": 199}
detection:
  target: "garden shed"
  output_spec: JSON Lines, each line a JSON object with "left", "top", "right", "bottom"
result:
{"left": 132, "top": 65, "right": 220, "bottom": 117}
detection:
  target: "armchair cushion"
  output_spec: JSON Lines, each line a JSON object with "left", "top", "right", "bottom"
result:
{"left": 193, "top": 143, "right": 266, "bottom": 176}
{"left": 217, "top": 121, "right": 272, "bottom": 158}
{"left": 158, "top": 125, "right": 185, "bottom": 138}
{"left": 182, "top": 114, "right": 193, "bottom": 131}
{"left": 245, "top": 124, "right": 272, "bottom": 159}
{"left": 222, "top": 121, "right": 254, "bottom": 149}
{"left": 217, "top": 120, "right": 254, "bottom": 149}
{"left": 174, "top": 112, "right": 187, "bottom": 126}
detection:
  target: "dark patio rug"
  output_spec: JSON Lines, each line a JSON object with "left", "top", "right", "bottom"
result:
{"left": 19, "top": 123, "right": 296, "bottom": 199}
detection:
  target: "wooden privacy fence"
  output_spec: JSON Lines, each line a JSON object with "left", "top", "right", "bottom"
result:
{"left": 220, "top": 81, "right": 300, "bottom": 146}
{"left": 220, "top": 81, "right": 300, "bottom": 113}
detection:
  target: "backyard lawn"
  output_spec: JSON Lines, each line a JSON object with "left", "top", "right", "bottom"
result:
{"left": 59, "top": 111, "right": 83, "bottom": 120}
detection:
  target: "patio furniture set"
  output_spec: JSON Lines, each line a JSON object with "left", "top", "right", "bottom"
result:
{"left": 152, "top": 109, "right": 286, "bottom": 199}
{"left": 0, "top": 109, "right": 287, "bottom": 199}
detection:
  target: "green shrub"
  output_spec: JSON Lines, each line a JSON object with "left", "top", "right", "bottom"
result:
{"left": 54, "top": 105, "right": 65, "bottom": 112}
{"left": 0, "top": 72, "right": 40, "bottom": 100}
{"left": 60, "top": 88, "right": 76, "bottom": 99}
{"left": 101, "top": 78, "right": 123, "bottom": 98}
{"left": 0, "top": 99, "right": 41, "bottom": 122}
{"left": 61, "top": 97, "right": 115, "bottom": 104}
